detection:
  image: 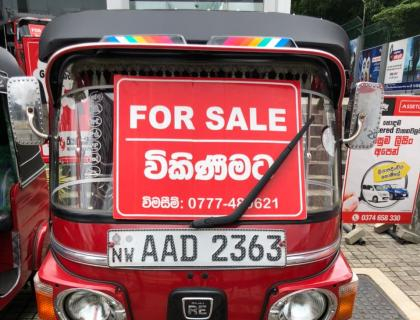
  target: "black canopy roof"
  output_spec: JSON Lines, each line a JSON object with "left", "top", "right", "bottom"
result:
{"left": 39, "top": 10, "right": 350, "bottom": 68}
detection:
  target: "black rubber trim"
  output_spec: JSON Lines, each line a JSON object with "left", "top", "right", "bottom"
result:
{"left": 51, "top": 203, "right": 340, "bottom": 225}
{"left": 258, "top": 249, "right": 340, "bottom": 320}
{"left": 50, "top": 250, "right": 134, "bottom": 320}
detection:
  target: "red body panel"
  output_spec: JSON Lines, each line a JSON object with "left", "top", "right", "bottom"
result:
{"left": 10, "top": 175, "right": 49, "bottom": 272}
{"left": 12, "top": 21, "right": 26, "bottom": 74}
{"left": 0, "top": 174, "right": 49, "bottom": 310}
{"left": 40, "top": 248, "right": 352, "bottom": 320}
{"left": 45, "top": 216, "right": 343, "bottom": 319}
{"left": 22, "top": 37, "right": 40, "bottom": 76}
{"left": 0, "top": 233, "right": 13, "bottom": 272}
{"left": 33, "top": 222, "right": 49, "bottom": 270}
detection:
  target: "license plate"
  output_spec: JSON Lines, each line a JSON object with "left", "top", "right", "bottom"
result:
{"left": 107, "top": 229, "right": 286, "bottom": 268}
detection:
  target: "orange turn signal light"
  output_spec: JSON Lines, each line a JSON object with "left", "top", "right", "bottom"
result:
{"left": 34, "top": 273, "right": 56, "bottom": 320}
{"left": 336, "top": 273, "right": 358, "bottom": 320}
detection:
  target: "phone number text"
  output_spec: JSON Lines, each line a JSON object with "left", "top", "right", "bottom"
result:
{"left": 142, "top": 196, "right": 279, "bottom": 210}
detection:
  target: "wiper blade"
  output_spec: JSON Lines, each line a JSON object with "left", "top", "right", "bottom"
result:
{"left": 191, "top": 116, "right": 314, "bottom": 228}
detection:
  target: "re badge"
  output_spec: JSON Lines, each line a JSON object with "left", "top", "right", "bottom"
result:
{"left": 182, "top": 298, "right": 214, "bottom": 320}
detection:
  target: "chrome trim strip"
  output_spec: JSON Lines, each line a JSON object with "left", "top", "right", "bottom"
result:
{"left": 287, "top": 239, "right": 340, "bottom": 265}
{"left": 20, "top": 165, "right": 46, "bottom": 189}
{"left": 51, "top": 232, "right": 339, "bottom": 269}
{"left": 51, "top": 233, "right": 108, "bottom": 267}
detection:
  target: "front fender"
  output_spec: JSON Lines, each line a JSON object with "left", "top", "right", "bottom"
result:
{"left": 33, "top": 221, "right": 50, "bottom": 270}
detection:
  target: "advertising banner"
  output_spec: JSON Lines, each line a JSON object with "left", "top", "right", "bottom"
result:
{"left": 113, "top": 77, "right": 306, "bottom": 220}
{"left": 343, "top": 96, "right": 420, "bottom": 224}
{"left": 358, "top": 46, "right": 383, "bottom": 82}
{"left": 384, "top": 35, "right": 420, "bottom": 92}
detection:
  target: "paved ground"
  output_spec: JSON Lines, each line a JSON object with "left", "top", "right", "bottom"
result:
{"left": 342, "top": 224, "right": 420, "bottom": 307}
{"left": 1, "top": 224, "right": 419, "bottom": 319}
{"left": 0, "top": 284, "right": 38, "bottom": 319}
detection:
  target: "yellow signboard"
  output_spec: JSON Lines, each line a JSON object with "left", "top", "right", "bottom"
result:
{"left": 373, "top": 162, "right": 410, "bottom": 182}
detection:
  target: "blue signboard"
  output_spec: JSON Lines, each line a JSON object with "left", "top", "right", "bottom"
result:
{"left": 358, "top": 46, "right": 382, "bottom": 83}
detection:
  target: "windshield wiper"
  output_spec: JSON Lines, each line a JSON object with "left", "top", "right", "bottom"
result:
{"left": 191, "top": 116, "right": 314, "bottom": 228}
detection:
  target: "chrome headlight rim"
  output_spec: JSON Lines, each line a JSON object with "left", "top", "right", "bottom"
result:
{"left": 55, "top": 288, "right": 127, "bottom": 320}
{"left": 269, "top": 288, "right": 337, "bottom": 320}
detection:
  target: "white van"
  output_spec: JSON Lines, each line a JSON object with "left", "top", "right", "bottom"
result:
{"left": 362, "top": 184, "right": 390, "bottom": 203}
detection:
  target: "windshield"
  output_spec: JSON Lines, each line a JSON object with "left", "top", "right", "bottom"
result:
{"left": 375, "top": 185, "right": 386, "bottom": 191}
{"left": 51, "top": 55, "right": 339, "bottom": 217}
{"left": 130, "top": 0, "right": 264, "bottom": 11}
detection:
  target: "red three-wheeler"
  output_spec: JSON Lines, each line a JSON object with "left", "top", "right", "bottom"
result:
{"left": 1, "top": 14, "right": 50, "bottom": 75}
{"left": 4, "top": 10, "right": 384, "bottom": 320}
{"left": 0, "top": 47, "right": 49, "bottom": 309}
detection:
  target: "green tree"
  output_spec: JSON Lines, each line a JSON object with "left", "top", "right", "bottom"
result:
{"left": 292, "top": 0, "right": 363, "bottom": 25}
{"left": 292, "top": 0, "right": 420, "bottom": 41}
{"left": 372, "top": 0, "right": 420, "bottom": 40}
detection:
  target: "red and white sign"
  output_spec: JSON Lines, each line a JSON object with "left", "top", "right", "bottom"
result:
{"left": 113, "top": 77, "right": 306, "bottom": 220}
{"left": 28, "top": 24, "right": 45, "bottom": 38}
{"left": 343, "top": 96, "right": 420, "bottom": 224}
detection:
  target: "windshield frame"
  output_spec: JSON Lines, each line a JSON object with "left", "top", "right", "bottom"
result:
{"left": 45, "top": 43, "right": 345, "bottom": 224}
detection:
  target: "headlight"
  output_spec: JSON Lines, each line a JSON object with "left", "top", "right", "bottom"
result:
{"left": 56, "top": 289, "right": 126, "bottom": 320}
{"left": 268, "top": 289, "right": 337, "bottom": 320}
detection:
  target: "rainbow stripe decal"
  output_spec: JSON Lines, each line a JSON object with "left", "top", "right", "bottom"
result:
{"left": 208, "top": 36, "right": 297, "bottom": 48}
{"left": 101, "top": 34, "right": 186, "bottom": 44}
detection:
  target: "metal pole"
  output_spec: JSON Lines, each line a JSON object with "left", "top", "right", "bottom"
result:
{"left": 361, "top": 0, "right": 366, "bottom": 36}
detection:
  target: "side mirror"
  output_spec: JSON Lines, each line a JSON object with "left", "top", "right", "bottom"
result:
{"left": 344, "top": 82, "right": 385, "bottom": 149}
{"left": 6, "top": 76, "right": 48, "bottom": 145}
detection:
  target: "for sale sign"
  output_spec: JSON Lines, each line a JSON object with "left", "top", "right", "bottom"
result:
{"left": 113, "top": 77, "right": 306, "bottom": 220}
{"left": 343, "top": 96, "right": 420, "bottom": 224}
{"left": 27, "top": 24, "right": 45, "bottom": 38}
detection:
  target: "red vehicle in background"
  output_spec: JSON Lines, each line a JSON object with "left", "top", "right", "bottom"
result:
{"left": 1, "top": 15, "right": 51, "bottom": 164}
{"left": 0, "top": 47, "right": 49, "bottom": 309}
{"left": 1, "top": 14, "right": 50, "bottom": 75}
{"left": 4, "top": 9, "right": 385, "bottom": 320}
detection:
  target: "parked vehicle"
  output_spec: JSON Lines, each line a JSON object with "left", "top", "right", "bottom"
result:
{"left": 0, "top": 47, "right": 49, "bottom": 310}
{"left": 0, "top": 14, "right": 51, "bottom": 75}
{"left": 361, "top": 184, "right": 390, "bottom": 203}
{"left": 1, "top": 15, "right": 51, "bottom": 165}
{"left": 4, "top": 9, "right": 384, "bottom": 320}
{"left": 383, "top": 184, "right": 409, "bottom": 200}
